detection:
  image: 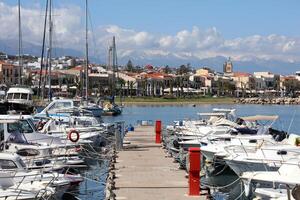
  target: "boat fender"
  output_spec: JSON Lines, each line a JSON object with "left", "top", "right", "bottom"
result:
{"left": 243, "top": 180, "right": 251, "bottom": 197}
{"left": 277, "top": 150, "right": 287, "bottom": 155}
{"left": 68, "top": 130, "right": 80, "bottom": 143}
{"left": 173, "top": 140, "right": 180, "bottom": 149}
{"left": 249, "top": 139, "right": 257, "bottom": 143}
{"left": 292, "top": 185, "right": 300, "bottom": 200}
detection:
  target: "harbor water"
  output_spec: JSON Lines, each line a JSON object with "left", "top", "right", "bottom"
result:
{"left": 73, "top": 104, "right": 300, "bottom": 199}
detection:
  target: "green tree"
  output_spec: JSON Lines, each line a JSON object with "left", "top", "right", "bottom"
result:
{"left": 284, "top": 79, "right": 300, "bottom": 97}
{"left": 126, "top": 59, "right": 134, "bottom": 72}
{"left": 176, "top": 64, "right": 190, "bottom": 75}
{"left": 163, "top": 65, "right": 172, "bottom": 74}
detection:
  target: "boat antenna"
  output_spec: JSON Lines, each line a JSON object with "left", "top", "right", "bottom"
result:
{"left": 48, "top": 0, "right": 53, "bottom": 101}
{"left": 38, "top": 0, "right": 49, "bottom": 99}
{"left": 18, "top": 0, "right": 23, "bottom": 85}
{"left": 85, "top": 0, "right": 89, "bottom": 100}
{"left": 287, "top": 109, "right": 296, "bottom": 134}
{"left": 112, "top": 36, "right": 117, "bottom": 97}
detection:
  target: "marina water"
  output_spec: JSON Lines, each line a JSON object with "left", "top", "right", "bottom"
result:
{"left": 75, "top": 104, "right": 300, "bottom": 199}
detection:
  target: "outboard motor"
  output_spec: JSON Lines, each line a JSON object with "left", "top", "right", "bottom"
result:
{"left": 269, "top": 128, "right": 288, "bottom": 142}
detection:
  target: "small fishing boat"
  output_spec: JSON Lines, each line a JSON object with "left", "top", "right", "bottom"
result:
{"left": 102, "top": 102, "right": 122, "bottom": 116}
{"left": 0, "top": 86, "right": 34, "bottom": 114}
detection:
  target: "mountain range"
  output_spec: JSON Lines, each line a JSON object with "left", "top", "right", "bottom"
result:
{"left": 0, "top": 39, "right": 299, "bottom": 75}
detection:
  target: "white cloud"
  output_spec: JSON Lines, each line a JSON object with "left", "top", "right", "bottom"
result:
{"left": 1, "top": 2, "right": 300, "bottom": 63}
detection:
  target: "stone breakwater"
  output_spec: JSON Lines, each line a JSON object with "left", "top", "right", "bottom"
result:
{"left": 235, "top": 97, "right": 300, "bottom": 105}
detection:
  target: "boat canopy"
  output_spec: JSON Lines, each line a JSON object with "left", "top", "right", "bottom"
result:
{"left": 197, "top": 112, "right": 226, "bottom": 117}
{"left": 7, "top": 87, "right": 33, "bottom": 94}
{"left": 240, "top": 115, "right": 278, "bottom": 121}
{"left": 212, "top": 108, "right": 236, "bottom": 113}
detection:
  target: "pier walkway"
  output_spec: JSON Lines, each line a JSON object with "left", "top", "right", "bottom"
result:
{"left": 113, "top": 125, "right": 205, "bottom": 200}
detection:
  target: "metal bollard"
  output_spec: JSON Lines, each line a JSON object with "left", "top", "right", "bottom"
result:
{"left": 115, "top": 124, "right": 123, "bottom": 151}
{"left": 155, "top": 120, "right": 162, "bottom": 143}
{"left": 188, "top": 147, "right": 201, "bottom": 196}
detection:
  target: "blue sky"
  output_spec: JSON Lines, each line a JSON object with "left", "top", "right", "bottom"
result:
{"left": 1, "top": 0, "right": 300, "bottom": 66}
{"left": 3, "top": 0, "right": 300, "bottom": 38}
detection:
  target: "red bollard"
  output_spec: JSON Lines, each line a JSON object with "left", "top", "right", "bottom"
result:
{"left": 155, "top": 120, "right": 162, "bottom": 143}
{"left": 188, "top": 147, "right": 201, "bottom": 196}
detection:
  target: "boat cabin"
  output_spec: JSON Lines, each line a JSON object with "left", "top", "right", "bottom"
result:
{"left": 6, "top": 87, "right": 33, "bottom": 106}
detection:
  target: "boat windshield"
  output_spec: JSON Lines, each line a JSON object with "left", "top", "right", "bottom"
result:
{"left": 26, "top": 119, "right": 38, "bottom": 132}
{"left": 17, "top": 157, "right": 26, "bottom": 169}
{"left": 8, "top": 121, "right": 34, "bottom": 134}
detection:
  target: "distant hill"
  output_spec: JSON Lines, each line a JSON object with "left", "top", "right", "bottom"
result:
{"left": 0, "top": 39, "right": 299, "bottom": 74}
{"left": 0, "top": 39, "right": 83, "bottom": 58}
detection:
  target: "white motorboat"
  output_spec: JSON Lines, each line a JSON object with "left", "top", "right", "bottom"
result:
{"left": 241, "top": 158, "right": 300, "bottom": 199}
{"left": 224, "top": 142, "right": 300, "bottom": 176}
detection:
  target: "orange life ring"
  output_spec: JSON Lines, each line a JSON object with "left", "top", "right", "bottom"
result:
{"left": 68, "top": 130, "right": 80, "bottom": 143}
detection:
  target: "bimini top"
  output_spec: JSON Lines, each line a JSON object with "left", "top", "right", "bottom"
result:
{"left": 197, "top": 112, "right": 226, "bottom": 117}
{"left": 212, "top": 108, "right": 236, "bottom": 113}
{"left": 240, "top": 115, "right": 279, "bottom": 121}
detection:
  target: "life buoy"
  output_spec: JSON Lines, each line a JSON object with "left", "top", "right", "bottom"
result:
{"left": 68, "top": 130, "right": 80, "bottom": 143}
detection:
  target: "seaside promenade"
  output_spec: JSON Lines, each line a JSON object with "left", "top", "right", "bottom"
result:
{"left": 111, "top": 125, "right": 206, "bottom": 200}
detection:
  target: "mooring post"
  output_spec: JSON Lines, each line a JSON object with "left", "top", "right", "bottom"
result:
{"left": 188, "top": 147, "right": 201, "bottom": 196}
{"left": 115, "top": 122, "right": 123, "bottom": 150}
{"left": 155, "top": 120, "right": 162, "bottom": 143}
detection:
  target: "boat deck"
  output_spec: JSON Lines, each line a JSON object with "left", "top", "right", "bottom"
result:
{"left": 113, "top": 125, "right": 206, "bottom": 200}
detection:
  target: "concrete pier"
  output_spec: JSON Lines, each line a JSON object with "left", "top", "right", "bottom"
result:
{"left": 113, "top": 125, "right": 206, "bottom": 200}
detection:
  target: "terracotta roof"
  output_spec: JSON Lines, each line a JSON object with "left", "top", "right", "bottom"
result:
{"left": 141, "top": 72, "right": 175, "bottom": 79}
{"left": 281, "top": 76, "right": 297, "bottom": 81}
{"left": 233, "top": 72, "right": 251, "bottom": 77}
{"left": 30, "top": 69, "right": 66, "bottom": 77}
{"left": 0, "top": 61, "right": 13, "bottom": 66}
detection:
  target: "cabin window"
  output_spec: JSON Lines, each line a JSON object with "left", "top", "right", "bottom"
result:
{"left": 0, "top": 159, "right": 17, "bottom": 169}
{"left": 7, "top": 93, "right": 13, "bottom": 99}
{"left": 0, "top": 124, "right": 4, "bottom": 142}
{"left": 17, "top": 149, "right": 40, "bottom": 157}
{"left": 13, "top": 93, "right": 21, "bottom": 99}
{"left": 21, "top": 93, "right": 28, "bottom": 100}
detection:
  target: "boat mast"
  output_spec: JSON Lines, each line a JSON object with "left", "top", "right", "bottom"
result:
{"left": 48, "top": 0, "right": 53, "bottom": 101}
{"left": 112, "top": 36, "right": 117, "bottom": 96}
{"left": 85, "top": 0, "right": 89, "bottom": 100}
{"left": 18, "top": 0, "right": 23, "bottom": 85}
{"left": 38, "top": 0, "right": 49, "bottom": 99}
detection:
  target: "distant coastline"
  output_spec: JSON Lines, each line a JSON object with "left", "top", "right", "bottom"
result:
{"left": 115, "top": 97, "right": 235, "bottom": 105}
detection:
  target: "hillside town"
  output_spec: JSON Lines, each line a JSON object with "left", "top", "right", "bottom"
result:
{"left": 0, "top": 51, "right": 299, "bottom": 99}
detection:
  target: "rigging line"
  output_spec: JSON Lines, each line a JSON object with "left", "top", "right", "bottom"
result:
{"left": 88, "top": 6, "right": 100, "bottom": 62}
{"left": 287, "top": 109, "right": 296, "bottom": 134}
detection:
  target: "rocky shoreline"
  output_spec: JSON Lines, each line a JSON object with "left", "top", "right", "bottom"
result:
{"left": 235, "top": 97, "right": 300, "bottom": 105}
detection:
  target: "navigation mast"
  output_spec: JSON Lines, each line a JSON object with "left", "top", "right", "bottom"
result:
{"left": 48, "top": 0, "right": 53, "bottom": 101}
{"left": 18, "top": 0, "right": 23, "bottom": 85}
{"left": 85, "top": 0, "right": 89, "bottom": 100}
